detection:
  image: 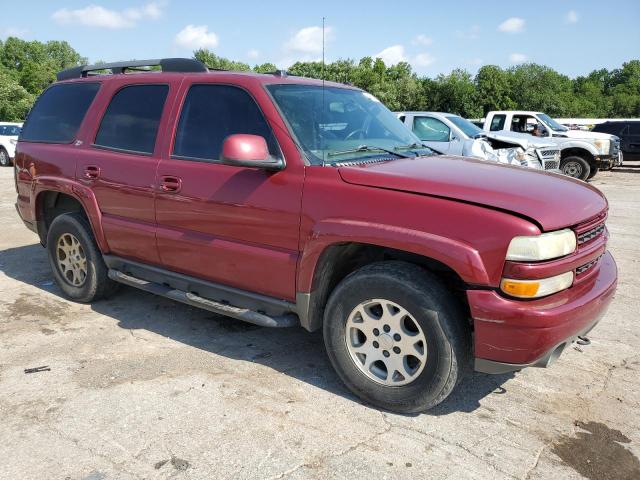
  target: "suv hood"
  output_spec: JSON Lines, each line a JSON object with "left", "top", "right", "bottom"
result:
{"left": 338, "top": 155, "right": 607, "bottom": 231}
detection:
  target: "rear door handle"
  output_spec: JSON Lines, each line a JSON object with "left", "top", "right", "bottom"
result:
{"left": 84, "top": 165, "right": 100, "bottom": 180}
{"left": 159, "top": 175, "right": 182, "bottom": 193}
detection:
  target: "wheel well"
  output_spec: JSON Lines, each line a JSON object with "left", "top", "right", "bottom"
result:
{"left": 36, "top": 191, "right": 86, "bottom": 245}
{"left": 562, "top": 148, "right": 594, "bottom": 166}
{"left": 302, "top": 243, "right": 469, "bottom": 331}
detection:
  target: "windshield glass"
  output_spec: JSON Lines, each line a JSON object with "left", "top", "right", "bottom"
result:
{"left": 538, "top": 113, "right": 568, "bottom": 132}
{"left": 266, "top": 84, "right": 433, "bottom": 163}
{"left": 446, "top": 115, "right": 483, "bottom": 138}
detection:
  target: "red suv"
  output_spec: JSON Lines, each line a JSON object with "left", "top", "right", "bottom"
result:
{"left": 15, "top": 58, "right": 617, "bottom": 413}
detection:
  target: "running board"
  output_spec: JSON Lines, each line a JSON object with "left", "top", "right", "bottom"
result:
{"left": 108, "top": 270, "right": 298, "bottom": 328}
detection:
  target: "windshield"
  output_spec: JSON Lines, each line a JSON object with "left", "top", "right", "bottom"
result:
{"left": 446, "top": 115, "right": 483, "bottom": 138}
{"left": 266, "top": 84, "right": 433, "bottom": 163}
{"left": 538, "top": 113, "right": 568, "bottom": 132}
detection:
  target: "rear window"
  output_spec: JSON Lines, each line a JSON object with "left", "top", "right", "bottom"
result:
{"left": 629, "top": 123, "right": 640, "bottom": 135}
{"left": 20, "top": 83, "right": 100, "bottom": 143}
{"left": 94, "top": 84, "right": 169, "bottom": 155}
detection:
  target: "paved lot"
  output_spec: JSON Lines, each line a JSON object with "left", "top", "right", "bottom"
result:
{"left": 1, "top": 163, "right": 639, "bottom": 480}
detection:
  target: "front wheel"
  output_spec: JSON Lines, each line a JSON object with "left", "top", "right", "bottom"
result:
{"left": 587, "top": 166, "right": 599, "bottom": 180}
{"left": 561, "top": 156, "right": 591, "bottom": 180}
{"left": 0, "top": 147, "right": 10, "bottom": 167}
{"left": 323, "top": 261, "right": 470, "bottom": 413}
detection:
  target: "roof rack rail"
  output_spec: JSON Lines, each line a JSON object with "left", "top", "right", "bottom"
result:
{"left": 56, "top": 58, "right": 208, "bottom": 81}
{"left": 268, "top": 70, "right": 289, "bottom": 77}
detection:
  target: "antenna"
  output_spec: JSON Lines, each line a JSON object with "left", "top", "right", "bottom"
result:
{"left": 321, "top": 16, "right": 326, "bottom": 166}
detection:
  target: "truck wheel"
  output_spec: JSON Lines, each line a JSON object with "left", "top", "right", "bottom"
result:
{"left": 46, "top": 212, "right": 118, "bottom": 303}
{"left": 0, "top": 147, "right": 10, "bottom": 167}
{"left": 561, "top": 156, "right": 590, "bottom": 180}
{"left": 587, "top": 167, "right": 599, "bottom": 180}
{"left": 323, "top": 261, "right": 470, "bottom": 413}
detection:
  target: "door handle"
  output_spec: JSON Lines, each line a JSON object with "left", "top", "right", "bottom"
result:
{"left": 159, "top": 175, "right": 182, "bottom": 193}
{"left": 84, "top": 165, "right": 100, "bottom": 180}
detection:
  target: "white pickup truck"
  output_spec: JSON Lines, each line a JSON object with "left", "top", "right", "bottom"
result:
{"left": 397, "top": 112, "right": 561, "bottom": 172}
{"left": 0, "top": 122, "right": 22, "bottom": 167}
{"left": 481, "top": 111, "right": 622, "bottom": 180}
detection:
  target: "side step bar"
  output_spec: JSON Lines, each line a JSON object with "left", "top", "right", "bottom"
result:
{"left": 108, "top": 270, "right": 298, "bottom": 328}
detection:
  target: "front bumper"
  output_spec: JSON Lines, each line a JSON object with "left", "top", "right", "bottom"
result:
{"left": 595, "top": 154, "right": 615, "bottom": 169}
{"left": 468, "top": 251, "right": 617, "bottom": 373}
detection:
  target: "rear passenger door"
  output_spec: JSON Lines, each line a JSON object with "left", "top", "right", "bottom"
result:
{"left": 78, "top": 80, "right": 174, "bottom": 265}
{"left": 154, "top": 82, "right": 303, "bottom": 301}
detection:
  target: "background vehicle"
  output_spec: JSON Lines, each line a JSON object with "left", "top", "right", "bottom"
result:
{"left": 397, "top": 112, "right": 561, "bottom": 172}
{"left": 482, "top": 111, "right": 621, "bottom": 181}
{"left": 592, "top": 120, "right": 640, "bottom": 161}
{"left": 14, "top": 59, "right": 617, "bottom": 413}
{"left": 0, "top": 122, "right": 22, "bottom": 166}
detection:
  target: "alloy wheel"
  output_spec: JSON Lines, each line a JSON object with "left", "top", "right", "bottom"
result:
{"left": 56, "top": 233, "right": 88, "bottom": 286}
{"left": 345, "top": 299, "right": 427, "bottom": 386}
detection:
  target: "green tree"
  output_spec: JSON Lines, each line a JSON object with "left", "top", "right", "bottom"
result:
{"left": 475, "top": 65, "right": 515, "bottom": 115}
{"left": 0, "top": 70, "right": 34, "bottom": 121}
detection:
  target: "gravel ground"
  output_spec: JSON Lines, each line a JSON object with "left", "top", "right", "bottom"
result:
{"left": 0, "top": 163, "right": 639, "bottom": 480}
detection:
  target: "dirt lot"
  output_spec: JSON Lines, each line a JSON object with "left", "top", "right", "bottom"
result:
{"left": 1, "top": 163, "right": 639, "bottom": 480}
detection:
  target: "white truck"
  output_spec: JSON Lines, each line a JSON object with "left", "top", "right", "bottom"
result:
{"left": 397, "top": 112, "right": 561, "bottom": 172}
{"left": 481, "top": 111, "right": 622, "bottom": 180}
{"left": 0, "top": 122, "right": 23, "bottom": 167}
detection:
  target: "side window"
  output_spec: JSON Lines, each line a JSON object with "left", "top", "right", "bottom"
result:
{"left": 412, "top": 117, "right": 450, "bottom": 142}
{"left": 173, "top": 84, "right": 280, "bottom": 161}
{"left": 489, "top": 114, "right": 506, "bottom": 131}
{"left": 629, "top": 123, "right": 640, "bottom": 135}
{"left": 397, "top": 115, "right": 406, "bottom": 124}
{"left": 20, "top": 83, "right": 100, "bottom": 143}
{"left": 94, "top": 84, "right": 169, "bottom": 155}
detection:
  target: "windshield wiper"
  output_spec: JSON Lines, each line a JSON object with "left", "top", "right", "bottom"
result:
{"left": 327, "top": 145, "right": 412, "bottom": 159}
{"left": 394, "top": 142, "right": 436, "bottom": 155}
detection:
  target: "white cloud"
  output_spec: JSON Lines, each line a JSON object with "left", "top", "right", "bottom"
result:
{"left": 247, "top": 49, "right": 260, "bottom": 59}
{"left": 0, "top": 27, "right": 29, "bottom": 39}
{"left": 52, "top": 2, "right": 164, "bottom": 29}
{"left": 374, "top": 45, "right": 406, "bottom": 65}
{"left": 567, "top": 10, "right": 579, "bottom": 24}
{"left": 456, "top": 25, "right": 480, "bottom": 40}
{"left": 413, "top": 52, "right": 435, "bottom": 67}
{"left": 412, "top": 34, "right": 432, "bottom": 46}
{"left": 498, "top": 17, "right": 525, "bottom": 33}
{"left": 509, "top": 53, "right": 528, "bottom": 63}
{"left": 175, "top": 25, "right": 219, "bottom": 50}
{"left": 284, "top": 26, "right": 333, "bottom": 55}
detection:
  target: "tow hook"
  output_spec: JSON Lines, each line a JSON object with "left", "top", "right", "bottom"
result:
{"left": 576, "top": 336, "right": 591, "bottom": 346}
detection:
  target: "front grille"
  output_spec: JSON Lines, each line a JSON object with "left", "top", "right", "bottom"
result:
{"left": 540, "top": 149, "right": 560, "bottom": 157}
{"left": 610, "top": 139, "right": 620, "bottom": 155}
{"left": 543, "top": 160, "right": 560, "bottom": 170}
{"left": 577, "top": 223, "right": 605, "bottom": 245}
{"left": 576, "top": 255, "right": 602, "bottom": 275}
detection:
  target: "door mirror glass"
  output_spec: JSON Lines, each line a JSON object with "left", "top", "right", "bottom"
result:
{"left": 221, "top": 134, "right": 283, "bottom": 170}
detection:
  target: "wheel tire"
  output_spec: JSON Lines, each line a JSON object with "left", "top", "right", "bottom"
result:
{"left": 586, "top": 166, "right": 599, "bottom": 180}
{"left": 0, "top": 147, "right": 10, "bottom": 167}
{"left": 561, "top": 156, "right": 591, "bottom": 181}
{"left": 323, "top": 261, "right": 471, "bottom": 413}
{"left": 46, "top": 212, "right": 118, "bottom": 303}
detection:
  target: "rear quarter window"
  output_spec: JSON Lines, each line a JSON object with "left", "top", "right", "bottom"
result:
{"left": 489, "top": 114, "right": 506, "bottom": 131}
{"left": 20, "top": 82, "right": 100, "bottom": 143}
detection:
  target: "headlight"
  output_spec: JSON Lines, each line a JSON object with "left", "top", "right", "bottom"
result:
{"left": 501, "top": 271, "right": 574, "bottom": 298}
{"left": 506, "top": 229, "right": 576, "bottom": 261}
{"left": 594, "top": 139, "right": 610, "bottom": 154}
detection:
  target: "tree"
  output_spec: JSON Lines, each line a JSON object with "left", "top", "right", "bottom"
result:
{"left": 475, "top": 65, "right": 515, "bottom": 115}
{"left": 0, "top": 70, "right": 34, "bottom": 121}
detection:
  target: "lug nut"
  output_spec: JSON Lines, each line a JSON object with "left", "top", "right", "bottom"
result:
{"left": 383, "top": 350, "right": 390, "bottom": 357}
{"left": 373, "top": 328, "right": 380, "bottom": 336}
{"left": 393, "top": 346, "right": 401, "bottom": 354}
{"left": 393, "top": 333, "right": 401, "bottom": 341}
{"left": 383, "top": 325, "right": 390, "bottom": 333}
{"left": 373, "top": 341, "right": 379, "bottom": 348}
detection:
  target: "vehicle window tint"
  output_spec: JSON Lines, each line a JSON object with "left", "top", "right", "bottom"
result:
{"left": 173, "top": 84, "right": 280, "bottom": 161}
{"left": 20, "top": 83, "right": 100, "bottom": 143}
{"left": 489, "top": 114, "right": 506, "bottom": 131}
{"left": 397, "top": 115, "right": 406, "bottom": 124}
{"left": 95, "top": 84, "right": 168, "bottom": 154}
{"left": 629, "top": 123, "right": 640, "bottom": 135}
{"left": 413, "top": 117, "right": 450, "bottom": 142}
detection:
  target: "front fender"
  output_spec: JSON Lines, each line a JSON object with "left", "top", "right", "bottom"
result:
{"left": 297, "top": 218, "right": 490, "bottom": 293}
{"left": 558, "top": 140, "right": 599, "bottom": 157}
{"left": 32, "top": 176, "right": 110, "bottom": 252}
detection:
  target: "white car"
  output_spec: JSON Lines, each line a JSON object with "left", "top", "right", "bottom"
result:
{"left": 397, "top": 112, "right": 561, "bottom": 172}
{"left": 0, "top": 122, "right": 23, "bottom": 167}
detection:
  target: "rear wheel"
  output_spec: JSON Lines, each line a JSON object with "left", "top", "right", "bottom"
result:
{"left": 561, "top": 156, "right": 590, "bottom": 181}
{"left": 0, "top": 147, "right": 10, "bottom": 167}
{"left": 46, "top": 212, "right": 117, "bottom": 302}
{"left": 323, "top": 261, "right": 470, "bottom": 413}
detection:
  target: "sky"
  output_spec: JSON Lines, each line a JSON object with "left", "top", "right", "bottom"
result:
{"left": 1, "top": 0, "right": 639, "bottom": 77}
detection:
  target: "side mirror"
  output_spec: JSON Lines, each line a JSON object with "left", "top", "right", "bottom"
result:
{"left": 220, "top": 134, "right": 284, "bottom": 170}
